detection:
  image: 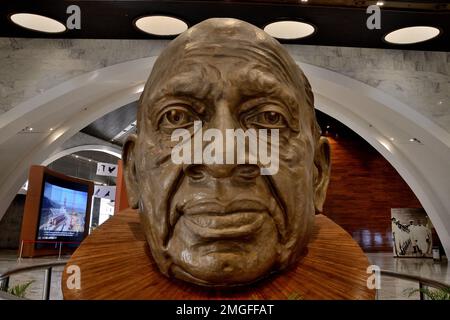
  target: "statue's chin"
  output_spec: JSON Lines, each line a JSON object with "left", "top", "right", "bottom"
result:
{"left": 169, "top": 250, "right": 277, "bottom": 287}
{"left": 166, "top": 217, "right": 280, "bottom": 287}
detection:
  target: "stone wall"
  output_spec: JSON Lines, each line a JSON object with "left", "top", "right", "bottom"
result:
{"left": 0, "top": 194, "right": 25, "bottom": 249}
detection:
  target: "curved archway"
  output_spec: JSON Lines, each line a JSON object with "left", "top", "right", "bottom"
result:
{"left": 42, "top": 144, "right": 122, "bottom": 166}
{"left": 0, "top": 56, "right": 448, "bottom": 256}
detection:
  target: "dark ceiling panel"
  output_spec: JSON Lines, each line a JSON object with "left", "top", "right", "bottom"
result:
{"left": 0, "top": 0, "right": 449, "bottom": 51}
{"left": 156, "top": 0, "right": 450, "bottom": 11}
{"left": 48, "top": 151, "right": 118, "bottom": 185}
{"left": 81, "top": 101, "right": 137, "bottom": 144}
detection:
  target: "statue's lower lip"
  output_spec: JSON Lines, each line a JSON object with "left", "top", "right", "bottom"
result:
{"left": 182, "top": 211, "right": 265, "bottom": 239}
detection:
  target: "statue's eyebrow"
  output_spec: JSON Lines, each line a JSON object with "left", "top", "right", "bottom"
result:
{"left": 232, "top": 68, "right": 299, "bottom": 117}
{"left": 145, "top": 72, "right": 210, "bottom": 122}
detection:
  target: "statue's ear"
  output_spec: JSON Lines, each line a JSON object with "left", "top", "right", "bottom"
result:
{"left": 313, "top": 137, "right": 331, "bottom": 212}
{"left": 122, "top": 134, "right": 139, "bottom": 209}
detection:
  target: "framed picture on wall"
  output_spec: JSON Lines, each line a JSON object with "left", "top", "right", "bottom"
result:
{"left": 391, "top": 208, "right": 433, "bottom": 258}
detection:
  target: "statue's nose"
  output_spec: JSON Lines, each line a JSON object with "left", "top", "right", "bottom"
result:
{"left": 182, "top": 100, "right": 261, "bottom": 181}
{"left": 208, "top": 99, "right": 238, "bottom": 133}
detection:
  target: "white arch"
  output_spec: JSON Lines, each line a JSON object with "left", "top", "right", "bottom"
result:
{"left": 0, "top": 56, "right": 448, "bottom": 257}
{"left": 42, "top": 144, "right": 122, "bottom": 166}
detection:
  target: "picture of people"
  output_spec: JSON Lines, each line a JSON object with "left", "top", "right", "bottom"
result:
{"left": 391, "top": 208, "right": 433, "bottom": 258}
{"left": 37, "top": 181, "right": 88, "bottom": 242}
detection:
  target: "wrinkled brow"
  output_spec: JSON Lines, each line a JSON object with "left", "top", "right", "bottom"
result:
{"left": 231, "top": 67, "right": 300, "bottom": 118}
{"left": 150, "top": 70, "right": 213, "bottom": 103}
{"left": 143, "top": 69, "right": 213, "bottom": 123}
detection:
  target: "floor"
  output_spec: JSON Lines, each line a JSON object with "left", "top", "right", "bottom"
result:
{"left": 0, "top": 250, "right": 67, "bottom": 300}
{"left": 366, "top": 252, "right": 449, "bottom": 300}
{"left": 0, "top": 250, "right": 448, "bottom": 300}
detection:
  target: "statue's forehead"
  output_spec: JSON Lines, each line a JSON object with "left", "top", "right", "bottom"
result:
{"left": 151, "top": 51, "right": 295, "bottom": 96}
{"left": 167, "top": 57, "right": 283, "bottom": 82}
{"left": 143, "top": 57, "right": 299, "bottom": 109}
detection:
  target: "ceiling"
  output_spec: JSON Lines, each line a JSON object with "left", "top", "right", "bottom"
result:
{"left": 48, "top": 150, "right": 118, "bottom": 185}
{"left": 0, "top": 0, "right": 449, "bottom": 51}
{"left": 81, "top": 101, "right": 137, "bottom": 146}
{"left": 220, "top": 1, "right": 450, "bottom": 10}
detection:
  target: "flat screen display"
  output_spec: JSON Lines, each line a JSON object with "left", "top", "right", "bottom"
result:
{"left": 36, "top": 174, "right": 89, "bottom": 248}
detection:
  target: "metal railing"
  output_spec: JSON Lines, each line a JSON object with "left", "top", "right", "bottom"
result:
{"left": 0, "top": 260, "right": 68, "bottom": 300}
{"left": 18, "top": 240, "right": 81, "bottom": 261}
{"left": 379, "top": 269, "right": 450, "bottom": 300}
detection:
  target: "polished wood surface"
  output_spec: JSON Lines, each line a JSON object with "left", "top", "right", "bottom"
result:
{"left": 62, "top": 209, "right": 375, "bottom": 300}
{"left": 323, "top": 135, "right": 422, "bottom": 252}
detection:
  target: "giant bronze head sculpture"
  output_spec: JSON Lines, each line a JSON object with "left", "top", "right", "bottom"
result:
{"left": 123, "top": 18, "right": 331, "bottom": 287}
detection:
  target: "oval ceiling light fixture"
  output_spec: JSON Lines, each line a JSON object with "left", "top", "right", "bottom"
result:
{"left": 10, "top": 13, "right": 66, "bottom": 33}
{"left": 264, "top": 20, "right": 315, "bottom": 40}
{"left": 134, "top": 15, "right": 188, "bottom": 36}
{"left": 384, "top": 26, "right": 440, "bottom": 45}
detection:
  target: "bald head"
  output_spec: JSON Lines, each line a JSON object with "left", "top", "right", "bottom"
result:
{"left": 124, "top": 18, "right": 330, "bottom": 287}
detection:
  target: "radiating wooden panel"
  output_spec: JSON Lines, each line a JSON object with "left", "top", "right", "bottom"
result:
{"left": 62, "top": 209, "right": 375, "bottom": 300}
{"left": 323, "top": 136, "right": 422, "bottom": 252}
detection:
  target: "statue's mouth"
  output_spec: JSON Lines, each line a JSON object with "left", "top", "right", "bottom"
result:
{"left": 180, "top": 199, "right": 268, "bottom": 239}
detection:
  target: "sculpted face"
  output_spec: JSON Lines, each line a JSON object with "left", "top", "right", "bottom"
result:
{"left": 123, "top": 18, "right": 331, "bottom": 287}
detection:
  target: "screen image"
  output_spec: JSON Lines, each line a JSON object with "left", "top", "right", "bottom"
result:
{"left": 36, "top": 175, "right": 89, "bottom": 247}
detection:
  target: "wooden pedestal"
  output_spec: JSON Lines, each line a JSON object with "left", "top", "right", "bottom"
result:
{"left": 62, "top": 209, "right": 375, "bottom": 300}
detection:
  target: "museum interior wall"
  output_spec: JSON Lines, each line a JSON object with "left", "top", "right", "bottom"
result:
{"left": 318, "top": 112, "right": 423, "bottom": 252}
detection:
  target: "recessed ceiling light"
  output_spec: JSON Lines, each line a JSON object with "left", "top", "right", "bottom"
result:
{"left": 264, "top": 20, "right": 315, "bottom": 40}
{"left": 376, "top": 1, "right": 384, "bottom": 6}
{"left": 134, "top": 15, "right": 188, "bottom": 36}
{"left": 10, "top": 13, "right": 66, "bottom": 33}
{"left": 384, "top": 26, "right": 440, "bottom": 45}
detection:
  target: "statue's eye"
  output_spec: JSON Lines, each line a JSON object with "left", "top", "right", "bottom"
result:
{"left": 246, "top": 110, "right": 287, "bottom": 129}
{"left": 159, "top": 107, "right": 197, "bottom": 129}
